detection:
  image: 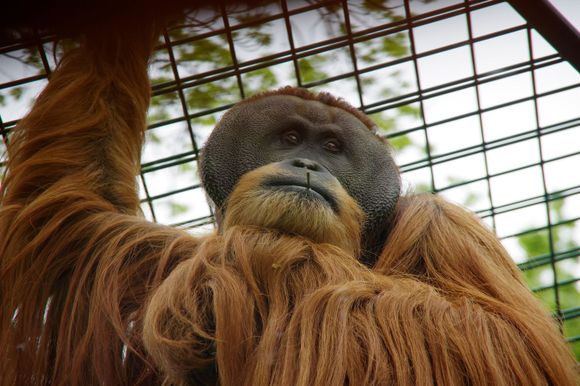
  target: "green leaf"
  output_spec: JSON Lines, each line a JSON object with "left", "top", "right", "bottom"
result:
{"left": 196, "top": 115, "right": 218, "bottom": 126}
{"left": 463, "top": 192, "right": 480, "bottom": 207}
{"left": 178, "top": 163, "right": 193, "bottom": 173}
{"left": 146, "top": 131, "right": 162, "bottom": 144}
{"left": 244, "top": 68, "right": 278, "bottom": 93}
{"left": 147, "top": 111, "right": 171, "bottom": 125}
{"left": 414, "top": 183, "right": 431, "bottom": 193}
{"left": 10, "top": 87, "right": 23, "bottom": 100}
{"left": 169, "top": 202, "right": 189, "bottom": 216}
{"left": 389, "top": 134, "right": 412, "bottom": 151}
{"left": 369, "top": 112, "right": 395, "bottom": 132}
{"left": 298, "top": 57, "right": 329, "bottom": 83}
{"left": 382, "top": 33, "right": 408, "bottom": 58}
{"left": 398, "top": 104, "right": 420, "bottom": 117}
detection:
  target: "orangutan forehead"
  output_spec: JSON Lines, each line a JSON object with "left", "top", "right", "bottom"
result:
{"left": 268, "top": 95, "right": 366, "bottom": 129}
{"left": 232, "top": 95, "right": 373, "bottom": 133}
{"left": 236, "top": 86, "right": 377, "bottom": 131}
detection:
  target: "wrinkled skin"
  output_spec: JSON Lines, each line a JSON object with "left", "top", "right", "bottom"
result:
{"left": 201, "top": 94, "right": 400, "bottom": 264}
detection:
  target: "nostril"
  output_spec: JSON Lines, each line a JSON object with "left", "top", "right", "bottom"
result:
{"left": 291, "top": 158, "right": 320, "bottom": 171}
{"left": 291, "top": 159, "right": 306, "bottom": 168}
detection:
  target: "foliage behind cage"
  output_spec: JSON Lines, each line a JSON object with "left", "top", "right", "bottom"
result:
{"left": 1, "top": 0, "right": 579, "bottom": 358}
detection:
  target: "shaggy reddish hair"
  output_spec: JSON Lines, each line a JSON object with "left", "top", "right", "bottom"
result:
{"left": 0, "top": 26, "right": 577, "bottom": 386}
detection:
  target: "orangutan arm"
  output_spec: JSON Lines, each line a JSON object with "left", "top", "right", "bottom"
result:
{"left": 0, "top": 27, "right": 202, "bottom": 386}
{"left": 1, "top": 29, "right": 152, "bottom": 214}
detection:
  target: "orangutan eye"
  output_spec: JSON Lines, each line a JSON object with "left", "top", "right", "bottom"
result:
{"left": 323, "top": 139, "right": 341, "bottom": 153}
{"left": 281, "top": 131, "right": 301, "bottom": 145}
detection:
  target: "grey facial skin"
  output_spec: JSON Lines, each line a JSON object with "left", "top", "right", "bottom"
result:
{"left": 201, "top": 94, "right": 401, "bottom": 265}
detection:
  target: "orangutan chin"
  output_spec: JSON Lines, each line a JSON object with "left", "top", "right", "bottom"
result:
{"left": 0, "top": 23, "right": 577, "bottom": 386}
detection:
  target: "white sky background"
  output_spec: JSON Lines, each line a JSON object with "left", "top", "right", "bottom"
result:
{"left": 0, "top": 0, "right": 579, "bottom": 283}
{"left": 407, "top": 1, "right": 580, "bottom": 274}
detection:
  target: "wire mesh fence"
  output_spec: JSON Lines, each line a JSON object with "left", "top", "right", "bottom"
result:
{"left": 1, "top": 0, "right": 579, "bottom": 357}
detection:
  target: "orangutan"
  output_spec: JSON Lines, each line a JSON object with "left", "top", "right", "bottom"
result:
{"left": 0, "top": 23, "right": 576, "bottom": 386}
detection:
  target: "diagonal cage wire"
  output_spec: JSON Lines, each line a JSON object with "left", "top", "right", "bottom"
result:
{"left": 0, "top": 0, "right": 579, "bottom": 357}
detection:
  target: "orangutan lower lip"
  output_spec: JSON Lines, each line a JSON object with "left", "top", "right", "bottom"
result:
{"left": 262, "top": 178, "right": 338, "bottom": 211}
{"left": 275, "top": 184, "right": 327, "bottom": 200}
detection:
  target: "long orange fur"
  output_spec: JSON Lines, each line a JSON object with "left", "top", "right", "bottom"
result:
{"left": 0, "top": 28, "right": 577, "bottom": 386}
